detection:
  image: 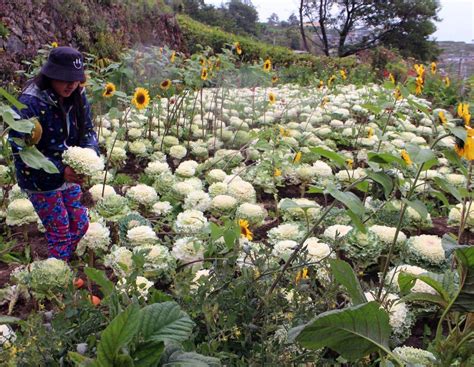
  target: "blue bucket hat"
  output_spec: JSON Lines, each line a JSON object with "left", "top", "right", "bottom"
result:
{"left": 41, "top": 46, "right": 85, "bottom": 82}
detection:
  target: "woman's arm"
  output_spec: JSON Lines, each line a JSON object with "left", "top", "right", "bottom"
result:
{"left": 79, "top": 89, "right": 100, "bottom": 155}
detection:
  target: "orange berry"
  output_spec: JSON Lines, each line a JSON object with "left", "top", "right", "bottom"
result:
{"left": 89, "top": 295, "right": 101, "bottom": 306}
{"left": 74, "top": 278, "right": 85, "bottom": 288}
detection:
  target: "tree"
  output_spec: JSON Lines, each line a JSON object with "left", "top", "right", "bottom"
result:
{"left": 227, "top": 0, "right": 259, "bottom": 36}
{"left": 301, "top": 0, "right": 440, "bottom": 60}
{"left": 267, "top": 13, "right": 280, "bottom": 26}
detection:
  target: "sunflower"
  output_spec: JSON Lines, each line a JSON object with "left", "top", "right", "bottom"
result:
{"left": 132, "top": 87, "right": 150, "bottom": 110}
{"left": 234, "top": 42, "right": 242, "bottom": 55}
{"left": 389, "top": 73, "right": 395, "bottom": 84}
{"left": 263, "top": 58, "right": 272, "bottom": 72}
{"left": 239, "top": 219, "right": 253, "bottom": 240}
{"left": 415, "top": 75, "right": 424, "bottom": 95}
{"left": 455, "top": 126, "right": 474, "bottom": 160}
{"left": 293, "top": 151, "right": 302, "bottom": 164}
{"left": 201, "top": 67, "right": 208, "bottom": 81}
{"left": 430, "top": 61, "right": 437, "bottom": 74}
{"left": 367, "top": 127, "right": 374, "bottom": 139}
{"left": 102, "top": 82, "right": 116, "bottom": 98}
{"left": 272, "top": 75, "right": 279, "bottom": 84}
{"left": 318, "top": 80, "right": 324, "bottom": 89}
{"left": 444, "top": 76, "right": 450, "bottom": 87}
{"left": 457, "top": 103, "right": 471, "bottom": 126}
{"left": 51, "top": 41, "right": 58, "bottom": 48}
{"left": 160, "top": 79, "right": 172, "bottom": 90}
{"left": 274, "top": 168, "right": 282, "bottom": 177}
{"left": 394, "top": 87, "right": 402, "bottom": 100}
{"left": 414, "top": 64, "right": 425, "bottom": 78}
{"left": 279, "top": 127, "right": 290, "bottom": 137}
{"left": 170, "top": 50, "right": 176, "bottom": 63}
{"left": 199, "top": 57, "right": 206, "bottom": 66}
{"left": 438, "top": 111, "right": 447, "bottom": 125}
{"left": 295, "top": 268, "right": 309, "bottom": 283}
{"left": 401, "top": 150, "right": 412, "bottom": 166}
{"left": 328, "top": 75, "right": 336, "bottom": 86}
{"left": 268, "top": 92, "right": 276, "bottom": 104}
{"left": 340, "top": 69, "right": 347, "bottom": 80}
{"left": 346, "top": 159, "right": 353, "bottom": 169}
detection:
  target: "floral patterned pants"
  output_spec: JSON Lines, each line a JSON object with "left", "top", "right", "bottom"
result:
{"left": 28, "top": 184, "right": 89, "bottom": 260}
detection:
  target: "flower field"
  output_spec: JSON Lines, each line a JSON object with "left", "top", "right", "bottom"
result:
{"left": 0, "top": 45, "right": 473, "bottom": 366}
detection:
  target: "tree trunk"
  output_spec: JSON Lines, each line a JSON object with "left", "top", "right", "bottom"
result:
{"left": 299, "top": 0, "right": 310, "bottom": 52}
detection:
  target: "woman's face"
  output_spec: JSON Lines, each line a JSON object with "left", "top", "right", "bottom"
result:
{"left": 51, "top": 79, "right": 80, "bottom": 98}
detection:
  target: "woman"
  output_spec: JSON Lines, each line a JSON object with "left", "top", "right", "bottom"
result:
{"left": 9, "top": 46, "right": 99, "bottom": 261}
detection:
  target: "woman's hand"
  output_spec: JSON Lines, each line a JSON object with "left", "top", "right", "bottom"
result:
{"left": 64, "top": 166, "right": 84, "bottom": 185}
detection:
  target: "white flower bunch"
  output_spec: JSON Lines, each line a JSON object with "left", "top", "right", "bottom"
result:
{"left": 184, "top": 190, "right": 211, "bottom": 212}
{"left": 191, "top": 269, "right": 211, "bottom": 291}
{"left": 126, "top": 184, "right": 158, "bottom": 207}
{"left": 175, "top": 160, "right": 199, "bottom": 177}
{"left": 96, "top": 194, "right": 130, "bottom": 222}
{"left": 117, "top": 276, "right": 154, "bottom": 301}
{"left": 76, "top": 222, "right": 110, "bottom": 255}
{"left": 151, "top": 201, "right": 173, "bottom": 216}
{"left": 129, "top": 139, "right": 151, "bottom": 157}
{"left": 6, "top": 198, "right": 38, "bottom": 226}
{"left": 295, "top": 164, "right": 318, "bottom": 182}
{"left": 62, "top": 146, "right": 104, "bottom": 176}
{"left": 0, "top": 164, "right": 11, "bottom": 185}
{"left": 171, "top": 237, "right": 205, "bottom": 264}
{"left": 145, "top": 161, "right": 170, "bottom": 178}
{"left": 267, "top": 223, "right": 304, "bottom": 244}
{"left": 8, "top": 184, "right": 27, "bottom": 202}
{"left": 153, "top": 172, "right": 176, "bottom": 194}
{"left": 369, "top": 225, "right": 407, "bottom": 249}
{"left": 210, "top": 194, "right": 238, "bottom": 214}
{"left": 0, "top": 324, "right": 16, "bottom": 347}
{"left": 386, "top": 264, "right": 438, "bottom": 294}
{"left": 322, "top": 224, "right": 353, "bottom": 241}
{"left": 208, "top": 182, "right": 228, "bottom": 197}
{"left": 272, "top": 240, "right": 298, "bottom": 260}
{"left": 227, "top": 178, "right": 256, "bottom": 203}
{"left": 11, "top": 258, "right": 72, "bottom": 300}
{"left": 169, "top": 145, "right": 187, "bottom": 160}
{"left": 88, "top": 184, "right": 116, "bottom": 202}
{"left": 104, "top": 245, "right": 134, "bottom": 277}
{"left": 404, "top": 234, "right": 446, "bottom": 267}
{"left": 236, "top": 203, "right": 267, "bottom": 226}
{"left": 393, "top": 346, "right": 437, "bottom": 366}
{"left": 172, "top": 181, "right": 195, "bottom": 198}
{"left": 448, "top": 202, "right": 474, "bottom": 228}
{"left": 126, "top": 225, "right": 158, "bottom": 247}
{"left": 303, "top": 237, "right": 332, "bottom": 262}
{"left": 133, "top": 244, "right": 176, "bottom": 280}
{"left": 343, "top": 229, "right": 383, "bottom": 266}
{"left": 312, "top": 160, "right": 333, "bottom": 177}
{"left": 174, "top": 209, "right": 208, "bottom": 234}
{"left": 279, "top": 198, "right": 321, "bottom": 222}
{"left": 108, "top": 146, "right": 127, "bottom": 166}
{"left": 206, "top": 169, "right": 227, "bottom": 184}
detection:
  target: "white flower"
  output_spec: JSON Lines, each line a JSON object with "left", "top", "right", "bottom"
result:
{"left": 296, "top": 164, "right": 318, "bottom": 182}
{"left": 369, "top": 225, "right": 407, "bottom": 245}
{"left": 109, "top": 146, "right": 127, "bottom": 165}
{"left": 206, "top": 169, "right": 227, "bottom": 184}
{"left": 151, "top": 201, "right": 173, "bottom": 216}
{"left": 304, "top": 237, "right": 331, "bottom": 261}
{"left": 393, "top": 346, "right": 437, "bottom": 365}
{"left": 76, "top": 222, "right": 110, "bottom": 255}
{"left": 175, "top": 209, "right": 208, "bottom": 234}
{"left": 62, "top": 146, "right": 104, "bottom": 176}
{"left": 268, "top": 223, "right": 303, "bottom": 243}
{"left": 227, "top": 179, "right": 256, "bottom": 203}
{"left": 272, "top": 240, "right": 298, "bottom": 260}
{"left": 171, "top": 237, "right": 204, "bottom": 263}
{"left": 126, "top": 184, "right": 158, "bottom": 206}
{"left": 126, "top": 225, "right": 158, "bottom": 247}
{"left": 208, "top": 182, "right": 228, "bottom": 197}
{"left": 6, "top": 198, "right": 38, "bottom": 226}
{"left": 133, "top": 244, "right": 176, "bottom": 280}
{"left": 118, "top": 276, "right": 154, "bottom": 301}
{"left": 169, "top": 145, "right": 187, "bottom": 159}
{"left": 175, "top": 160, "right": 199, "bottom": 177}
{"left": 445, "top": 173, "right": 466, "bottom": 186}
{"left": 0, "top": 324, "right": 16, "bottom": 346}
{"left": 184, "top": 190, "right": 211, "bottom": 212}
{"left": 145, "top": 161, "right": 170, "bottom": 177}
{"left": 323, "top": 225, "right": 353, "bottom": 240}
{"left": 173, "top": 182, "right": 195, "bottom": 198}
{"left": 210, "top": 194, "right": 238, "bottom": 212}
{"left": 387, "top": 265, "right": 438, "bottom": 294}
{"left": 365, "top": 292, "right": 409, "bottom": 330}
{"left": 88, "top": 184, "right": 116, "bottom": 201}
{"left": 129, "top": 140, "right": 149, "bottom": 156}
{"left": 236, "top": 203, "right": 267, "bottom": 226}
{"left": 406, "top": 235, "right": 445, "bottom": 265}
{"left": 191, "top": 269, "right": 211, "bottom": 290}
{"left": 312, "top": 160, "right": 333, "bottom": 177}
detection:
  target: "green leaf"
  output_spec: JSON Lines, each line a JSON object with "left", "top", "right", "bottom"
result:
{"left": 139, "top": 302, "right": 195, "bottom": 343}
{"left": 310, "top": 147, "right": 346, "bottom": 168}
{"left": 2, "top": 111, "right": 34, "bottom": 133}
{"left": 326, "top": 185, "right": 364, "bottom": 216}
{"left": 307, "top": 186, "right": 324, "bottom": 194}
{"left": 406, "top": 98, "right": 430, "bottom": 115}
{"left": 398, "top": 272, "right": 450, "bottom": 301}
{"left": 442, "top": 149, "right": 467, "bottom": 176}
{"left": 84, "top": 267, "right": 115, "bottom": 298}
{"left": 288, "top": 302, "right": 392, "bottom": 361}
{"left": 367, "top": 152, "right": 405, "bottom": 166}
{"left": 433, "top": 177, "right": 463, "bottom": 202}
{"left": 452, "top": 247, "right": 474, "bottom": 312}
{"left": 355, "top": 181, "right": 369, "bottom": 192}
{"left": 430, "top": 190, "right": 450, "bottom": 208}
{"left": 279, "top": 198, "right": 318, "bottom": 210}
{"left": 160, "top": 345, "right": 221, "bottom": 367}
{"left": 19, "top": 146, "right": 59, "bottom": 174}
{"left": 361, "top": 103, "right": 382, "bottom": 115}
{"left": 346, "top": 209, "right": 366, "bottom": 233}
{"left": 132, "top": 341, "right": 165, "bottom": 367}
{"left": 67, "top": 351, "right": 95, "bottom": 366}
{"left": 97, "top": 304, "right": 141, "bottom": 367}
{"left": 366, "top": 171, "right": 394, "bottom": 198}
{"left": 405, "top": 143, "right": 436, "bottom": 166}
{"left": 0, "top": 315, "right": 20, "bottom": 324}
{"left": 209, "top": 222, "right": 223, "bottom": 241}
{"left": 329, "top": 259, "right": 367, "bottom": 305}
{"left": 0, "top": 87, "right": 26, "bottom": 110}
{"left": 402, "top": 199, "right": 428, "bottom": 220}
{"left": 449, "top": 126, "right": 467, "bottom": 142}
{"left": 400, "top": 292, "right": 448, "bottom": 308}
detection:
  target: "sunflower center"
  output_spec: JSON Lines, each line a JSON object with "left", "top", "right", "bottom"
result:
{"left": 137, "top": 94, "right": 145, "bottom": 104}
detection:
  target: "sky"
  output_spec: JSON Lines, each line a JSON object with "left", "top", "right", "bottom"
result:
{"left": 205, "top": 0, "right": 474, "bottom": 43}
